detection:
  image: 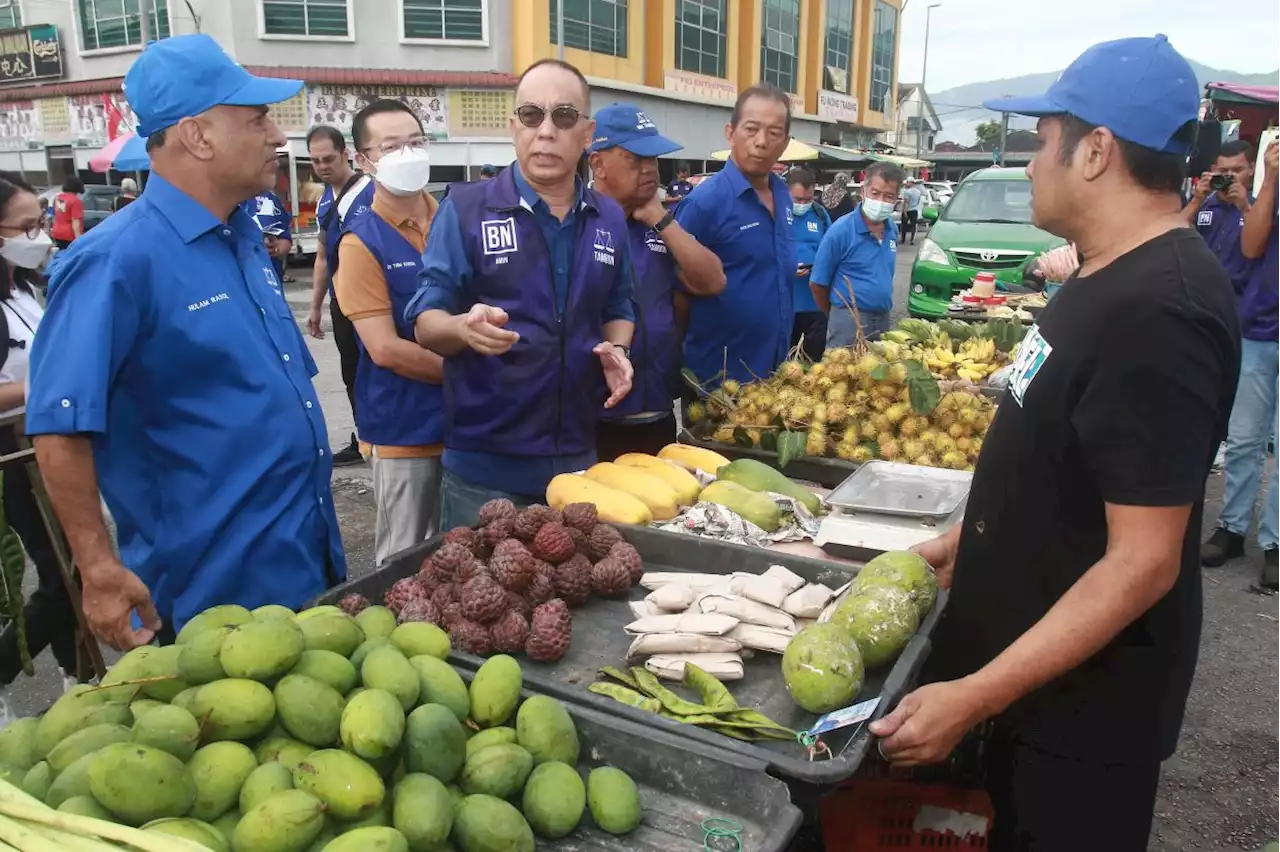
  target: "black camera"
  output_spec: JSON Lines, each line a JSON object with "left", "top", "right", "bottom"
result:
{"left": 1210, "top": 173, "right": 1235, "bottom": 191}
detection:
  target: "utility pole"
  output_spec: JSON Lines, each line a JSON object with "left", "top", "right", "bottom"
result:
{"left": 556, "top": 0, "right": 564, "bottom": 60}
{"left": 915, "top": 4, "right": 940, "bottom": 160}
{"left": 138, "top": 0, "right": 151, "bottom": 45}
{"left": 998, "top": 110, "right": 1009, "bottom": 166}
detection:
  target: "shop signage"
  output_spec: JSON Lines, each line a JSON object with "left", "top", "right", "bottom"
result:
{"left": 0, "top": 24, "right": 62, "bottom": 85}
{"left": 0, "top": 100, "right": 40, "bottom": 151}
{"left": 307, "top": 85, "right": 449, "bottom": 140}
{"left": 447, "top": 89, "right": 513, "bottom": 138}
{"left": 663, "top": 69, "right": 737, "bottom": 105}
{"left": 818, "top": 90, "right": 860, "bottom": 125}
{"left": 788, "top": 92, "right": 806, "bottom": 114}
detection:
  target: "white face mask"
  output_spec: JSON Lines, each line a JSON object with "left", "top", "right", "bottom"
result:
{"left": 372, "top": 146, "right": 431, "bottom": 197}
{"left": 792, "top": 201, "right": 812, "bottom": 217}
{"left": 862, "top": 198, "right": 895, "bottom": 223}
{"left": 0, "top": 231, "right": 52, "bottom": 269}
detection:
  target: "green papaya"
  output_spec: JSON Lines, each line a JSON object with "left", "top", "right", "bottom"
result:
{"left": 716, "top": 457, "right": 822, "bottom": 513}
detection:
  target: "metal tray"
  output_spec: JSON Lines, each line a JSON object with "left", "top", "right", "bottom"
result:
{"left": 826, "top": 461, "right": 972, "bottom": 519}
{"left": 315, "top": 525, "right": 944, "bottom": 789}
{"left": 451, "top": 669, "right": 803, "bottom": 851}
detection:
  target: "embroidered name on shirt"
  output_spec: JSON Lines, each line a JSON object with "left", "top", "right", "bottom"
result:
{"left": 593, "top": 229, "right": 616, "bottom": 266}
{"left": 1008, "top": 325, "right": 1053, "bottom": 407}
{"left": 739, "top": 221, "right": 761, "bottom": 231}
{"left": 386, "top": 260, "right": 418, "bottom": 271}
{"left": 481, "top": 217, "right": 519, "bottom": 257}
{"left": 188, "top": 293, "right": 230, "bottom": 312}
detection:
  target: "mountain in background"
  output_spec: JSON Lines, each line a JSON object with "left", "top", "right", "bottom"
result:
{"left": 928, "top": 60, "right": 1279, "bottom": 146}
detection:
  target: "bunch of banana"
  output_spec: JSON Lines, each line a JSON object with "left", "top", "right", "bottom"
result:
{"left": 958, "top": 337, "right": 997, "bottom": 363}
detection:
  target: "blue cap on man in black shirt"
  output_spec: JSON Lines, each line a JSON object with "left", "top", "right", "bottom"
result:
{"left": 983, "top": 35, "right": 1199, "bottom": 156}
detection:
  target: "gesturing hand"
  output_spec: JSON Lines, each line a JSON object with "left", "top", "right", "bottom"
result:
{"left": 81, "top": 559, "right": 162, "bottom": 651}
{"left": 1036, "top": 243, "right": 1079, "bottom": 283}
{"left": 463, "top": 304, "right": 520, "bottom": 356}
{"left": 595, "top": 342, "right": 634, "bottom": 408}
{"left": 1264, "top": 140, "right": 1278, "bottom": 180}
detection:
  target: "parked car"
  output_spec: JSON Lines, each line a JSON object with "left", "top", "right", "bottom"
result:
{"left": 81, "top": 186, "right": 123, "bottom": 231}
{"left": 908, "top": 167, "right": 1065, "bottom": 318}
{"left": 923, "top": 180, "right": 955, "bottom": 203}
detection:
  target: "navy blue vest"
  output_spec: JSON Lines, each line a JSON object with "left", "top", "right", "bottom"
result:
{"left": 444, "top": 170, "right": 626, "bottom": 456}
{"left": 602, "top": 218, "right": 681, "bottom": 419}
{"left": 342, "top": 203, "right": 445, "bottom": 447}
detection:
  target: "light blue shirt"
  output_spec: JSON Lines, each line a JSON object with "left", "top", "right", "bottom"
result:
{"left": 904, "top": 186, "right": 924, "bottom": 213}
{"left": 791, "top": 204, "right": 830, "bottom": 313}
{"left": 810, "top": 204, "right": 899, "bottom": 314}
{"left": 27, "top": 173, "right": 344, "bottom": 631}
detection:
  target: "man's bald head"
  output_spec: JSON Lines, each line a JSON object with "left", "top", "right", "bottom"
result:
{"left": 516, "top": 59, "right": 590, "bottom": 111}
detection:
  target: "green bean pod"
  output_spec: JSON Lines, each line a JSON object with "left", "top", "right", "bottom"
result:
{"left": 587, "top": 681, "right": 662, "bottom": 713}
{"left": 631, "top": 667, "right": 715, "bottom": 716}
{"left": 682, "top": 663, "right": 739, "bottom": 713}
{"left": 597, "top": 665, "right": 643, "bottom": 691}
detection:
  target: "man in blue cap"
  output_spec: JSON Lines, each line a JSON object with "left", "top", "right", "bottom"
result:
{"left": 871, "top": 36, "right": 1241, "bottom": 848}
{"left": 27, "top": 34, "right": 345, "bottom": 650}
{"left": 587, "top": 103, "right": 724, "bottom": 457}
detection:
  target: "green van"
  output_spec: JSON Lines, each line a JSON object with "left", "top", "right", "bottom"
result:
{"left": 908, "top": 167, "right": 1065, "bottom": 318}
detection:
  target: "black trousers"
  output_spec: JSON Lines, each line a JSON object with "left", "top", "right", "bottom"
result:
{"left": 596, "top": 414, "right": 678, "bottom": 461}
{"left": 985, "top": 724, "right": 1161, "bottom": 852}
{"left": 0, "top": 452, "right": 80, "bottom": 684}
{"left": 791, "top": 311, "right": 827, "bottom": 362}
{"left": 902, "top": 210, "right": 920, "bottom": 242}
{"left": 330, "top": 296, "right": 359, "bottom": 424}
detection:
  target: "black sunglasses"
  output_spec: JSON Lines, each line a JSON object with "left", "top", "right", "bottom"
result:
{"left": 514, "top": 103, "right": 585, "bottom": 131}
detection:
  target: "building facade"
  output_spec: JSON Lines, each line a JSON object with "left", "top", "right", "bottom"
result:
{"left": 0, "top": 0, "right": 903, "bottom": 230}
{"left": 887, "top": 82, "right": 940, "bottom": 156}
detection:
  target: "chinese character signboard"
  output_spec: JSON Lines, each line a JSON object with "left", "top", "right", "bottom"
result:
{"left": 447, "top": 89, "right": 513, "bottom": 138}
{"left": 818, "top": 90, "right": 860, "bottom": 125}
{"left": 663, "top": 69, "right": 737, "bottom": 105}
{"left": 269, "top": 89, "right": 308, "bottom": 133}
{"left": 307, "top": 85, "right": 449, "bottom": 140}
{"left": 0, "top": 101, "right": 40, "bottom": 151}
{"left": 0, "top": 25, "right": 62, "bottom": 85}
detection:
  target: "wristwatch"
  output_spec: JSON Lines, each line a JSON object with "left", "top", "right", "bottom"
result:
{"left": 653, "top": 211, "right": 676, "bottom": 233}
{"left": 613, "top": 344, "right": 631, "bottom": 359}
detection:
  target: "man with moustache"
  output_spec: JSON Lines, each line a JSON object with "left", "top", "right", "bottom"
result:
{"left": 408, "top": 60, "right": 635, "bottom": 527}
{"left": 26, "top": 35, "right": 345, "bottom": 650}
{"left": 674, "top": 82, "right": 796, "bottom": 387}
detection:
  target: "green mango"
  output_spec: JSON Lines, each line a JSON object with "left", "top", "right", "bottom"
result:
{"left": 20, "top": 761, "right": 50, "bottom": 802}
{"left": 409, "top": 655, "right": 470, "bottom": 722}
{"left": 392, "top": 773, "right": 453, "bottom": 850}
{"left": 211, "top": 808, "right": 240, "bottom": 848}
{"left": 176, "top": 604, "right": 253, "bottom": 644}
{"left": 404, "top": 704, "right": 466, "bottom": 784}
{"left": 129, "top": 699, "right": 166, "bottom": 723}
{"left": 99, "top": 644, "right": 190, "bottom": 703}
{"left": 350, "top": 637, "right": 392, "bottom": 672}
{"left": 340, "top": 689, "right": 405, "bottom": 761}
{"left": 468, "top": 655, "right": 522, "bottom": 728}
{"left": 716, "top": 457, "right": 821, "bottom": 513}
{"left": 322, "top": 826, "right": 409, "bottom": 851}
{"left": 188, "top": 741, "right": 257, "bottom": 821}
{"left": 390, "top": 622, "right": 449, "bottom": 660}
{"left": 275, "top": 674, "right": 345, "bottom": 747}
{"left": 253, "top": 604, "right": 298, "bottom": 622}
{"left": 0, "top": 717, "right": 40, "bottom": 770}
{"left": 233, "top": 789, "right": 326, "bottom": 852}
{"left": 35, "top": 686, "right": 132, "bottom": 758}
{"left": 586, "top": 766, "right": 641, "bottom": 835}
{"left": 132, "top": 704, "right": 201, "bottom": 762}
{"left": 465, "top": 727, "right": 516, "bottom": 761}
{"left": 452, "top": 794, "right": 534, "bottom": 852}
{"left": 177, "top": 625, "right": 233, "bottom": 684}
{"left": 292, "top": 749, "right": 385, "bottom": 822}
{"left": 189, "top": 678, "right": 277, "bottom": 742}
{"left": 298, "top": 613, "right": 365, "bottom": 657}
{"left": 290, "top": 649, "right": 358, "bottom": 695}
{"left": 141, "top": 817, "right": 230, "bottom": 852}
{"left": 239, "top": 761, "right": 295, "bottom": 813}
{"left": 220, "top": 617, "right": 306, "bottom": 681}
{"left": 333, "top": 795, "right": 391, "bottom": 832}
{"left": 459, "top": 744, "right": 532, "bottom": 800}
{"left": 361, "top": 646, "right": 420, "bottom": 711}
{"left": 57, "top": 794, "right": 114, "bottom": 820}
{"left": 514, "top": 695, "right": 579, "bottom": 766}
{"left": 45, "top": 751, "right": 98, "bottom": 807}
{"left": 297, "top": 605, "right": 343, "bottom": 620}
{"left": 521, "top": 761, "right": 585, "bottom": 840}
{"left": 88, "top": 742, "right": 196, "bottom": 826}
{"left": 47, "top": 723, "right": 132, "bottom": 775}
{"left": 355, "top": 606, "right": 398, "bottom": 640}
{"left": 253, "top": 736, "right": 314, "bottom": 772}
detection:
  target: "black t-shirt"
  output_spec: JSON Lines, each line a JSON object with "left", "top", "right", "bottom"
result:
{"left": 927, "top": 228, "right": 1241, "bottom": 763}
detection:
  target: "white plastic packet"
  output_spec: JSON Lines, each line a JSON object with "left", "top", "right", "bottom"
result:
{"left": 697, "top": 594, "right": 796, "bottom": 631}
{"left": 624, "top": 613, "right": 739, "bottom": 636}
{"left": 727, "top": 623, "right": 795, "bottom": 654}
{"left": 626, "top": 633, "right": 743, "bottom": 659}
{"left": 783, "top": 583, "right": 835, "bottom": 618}
{"left": 646, "top": 585, "right": 696, "bottom": 612}
{"left": 644, "top": 653, "right": 744, "bottom": 681}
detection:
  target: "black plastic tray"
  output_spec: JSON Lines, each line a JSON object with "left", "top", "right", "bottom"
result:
{"left": 318, "top": 525, "right": 943, "bottom": 788}
{"left": 451, "top": 668, "right": 802, "bottom": 851}
{"left": 679, "top": 434, "right": 860, "bottom": 489}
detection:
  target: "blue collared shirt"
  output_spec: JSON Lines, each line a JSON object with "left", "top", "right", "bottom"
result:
{"left": 405, "top": 163, "right": 635, "bottom": 495}
{"left": 241, "top": 191, "right": 292, "bottom": 277}
{"left": 1194, "top": 193, "right": 1252, "bottom": 292}
{"left": 791, "top": 204, "right": 830, "bottom": 313}
{"left": 810, "top": 204, "right": 898, "bottom": 314}
{"left": 27, "top": 173, "right": 345, "bottom": 631}
{"left": 675, "top": 158, "right": 796, "bottom": 386}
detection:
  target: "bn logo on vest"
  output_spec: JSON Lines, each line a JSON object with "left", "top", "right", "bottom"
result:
{"left": 481, "top": 217, "right": 519, "bottom": 262}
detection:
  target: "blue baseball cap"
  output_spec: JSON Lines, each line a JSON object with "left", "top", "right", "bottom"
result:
{"left": 589, "top": 103, "right": 683, "bottom": 157}
{"left": 982, "top": 35, "right": 1199, "bottom": 155}
{"left": 124, "top": 34, "right": 303, "bottom": 137}
{"left": 480, "top": 163, "right": 498, "bottom": 176}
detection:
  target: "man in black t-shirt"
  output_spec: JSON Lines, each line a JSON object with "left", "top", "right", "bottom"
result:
{"left": 871, "top": 36, "right": 1241, "bottom": 851}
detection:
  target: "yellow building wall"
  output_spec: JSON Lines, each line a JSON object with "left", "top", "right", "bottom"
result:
{"left": 512, "top": 0, "right": 647, "bottom": 86}
{"left": 853, "top": 0, "right": 902, "bottom": 130}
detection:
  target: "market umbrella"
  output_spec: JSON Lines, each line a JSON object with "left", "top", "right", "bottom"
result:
{"left": 710, "top": 137, "right": 819, "bottom": 162}
{"left": 88, "top": 133, "right": 150, "bottom": 173}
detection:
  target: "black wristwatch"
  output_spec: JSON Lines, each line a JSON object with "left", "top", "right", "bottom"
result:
{"left": 614, "top": 344, "right": 631, "bottom": 359}
{"left": 653, "top": 211, "right": 676, "bottom": 233}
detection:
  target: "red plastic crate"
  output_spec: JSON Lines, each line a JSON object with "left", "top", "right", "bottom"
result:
{"left": 820, "top": 779, "right": 993, "bottom": 850}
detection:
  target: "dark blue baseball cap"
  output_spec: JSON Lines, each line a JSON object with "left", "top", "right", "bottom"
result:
{"left": 124, "top": 34, "right": 303, "bottom": 137}
{"left": 982, "top": 35, "right": 1199, "bottom": 155}
{"left": 589, "top": 103, "right": 683, "bottom": 157}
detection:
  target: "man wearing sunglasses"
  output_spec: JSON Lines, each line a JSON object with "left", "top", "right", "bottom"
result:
{"left": 408, "top": 59, "right": 636, "bottom": 528}
{"left": 674, "top": 83, "right": 796, "bottom": 388}
{"left": 587, "top": 103, "right": 725, "bottom": 458}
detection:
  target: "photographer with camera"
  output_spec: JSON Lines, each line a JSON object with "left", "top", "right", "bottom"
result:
{"left": 1184, "top": 140, "right": 1254, "bottom": 287}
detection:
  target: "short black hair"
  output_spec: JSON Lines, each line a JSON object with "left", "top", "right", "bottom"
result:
{"left": 516, "top": 58, "right": 591, "bottom": 107}
{"left": 306, "top": 124, "right": 346, "bottom": 153}
{"left": 865, "top": 161, "right": 906, "bottom": 188}
{"left": 677, "top": 161, "right": 691, "bottom": 174}
{"left": 731, "top": 82, "right": 792, "bottom": 134}
{"left": 351, "top": 99, "right": 424, "bottom": 152}
{"left": 62, "top": 176, "right": 84, "bottom": 193}
{"left": 0, "top": 171, "right": 43, "bottom": 297}
{"left": 1056, "top": 114, "right": 1193, "bottom": 195}
{"left": 1217, "top": 139, "right": 1253, "bottom": 161}
{"left": 787, "top": 168, "right": 815, "bottom": 189}
{"left": 146, "top": 129, "right": 166, "bottom": 152}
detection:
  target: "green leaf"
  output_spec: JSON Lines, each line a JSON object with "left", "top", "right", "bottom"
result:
{"left": 908, "top": 373, "right": 941, "bottom": 416}
{"left": 777, "top": 430, "right": 808, "bottom": 468}
{"left": 681, "top": 368, "right": 707, "bottom": 396}
{"left": 869, "top": 363, "right": 890, "bottom": 381}
{"left": 760, "top": 430, "right": 779, "bottom": 452}
{"left": 733, "top": 427, "right": 754, "bottom": 448}
{"left": 903, "top": 359, "right": 933, "bottom": 381}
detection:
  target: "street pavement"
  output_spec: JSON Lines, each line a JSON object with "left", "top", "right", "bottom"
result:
{"left": 1, "top": 241, "right": 1275, "bottom": 850}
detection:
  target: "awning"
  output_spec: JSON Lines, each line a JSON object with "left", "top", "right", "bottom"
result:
{"left": 867, "top": 151, "right": 935, "bottom": 168}
{"left": 1207, "top": 82, "right": 1280, "bottom": 105}
{"left": 710, "top": 137, "right": 819, "bottom": 162}
{"left": 813, "top": 144, "right": 871, "bottom": 162}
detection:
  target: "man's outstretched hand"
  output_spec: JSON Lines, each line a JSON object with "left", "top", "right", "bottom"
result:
{"left": 463, "top": 304, "right": 520, "bottom": 356}
{"left": 595, "top": 342, "right": 634, "bottom": 408}
{"left": 82, "top": 559, "right": 162, "bottom": 651}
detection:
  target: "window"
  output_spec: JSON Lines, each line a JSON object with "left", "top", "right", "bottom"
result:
{"left": 262, "top": 0, "right": 349, "bottom": 38}
{"left": 870, "top": 0, "right": 897, "bottom": 113}
{"left": 0, "top": 4, "right": 20, "bottom": 30}
{"left": 549, "top": 0, "right": 627, "bottom": 58}
{"left": 78, "top": 0, "right": 170, "bottom": 51}
{"left": 403, "top": 0, "right": 485, "bottom": 42}
{"left": 675, "top": 0, "right": 726, "bottom": 79}
{"left": 823, "top": 0, "right": 853, "bottom": 93}
{"left": 760, "top": 0, "right": 798, "bottom": 93}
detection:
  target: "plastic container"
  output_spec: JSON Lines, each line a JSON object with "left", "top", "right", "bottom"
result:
{"left": 970, "top": 272, "right": 997, "bottom": 299}
{"left": 316, "top": 525, "right": 945, "bottom": 789}
{"left": 819, "top": 779, "right": 993, "bottom": 850}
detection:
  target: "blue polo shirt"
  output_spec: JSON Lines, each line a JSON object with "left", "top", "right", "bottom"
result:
{"left": 792, "top": 203, "right": 830, "bottom": 313}
{"left": 675, "top": 158, "right": 795, "bottom": 386}
{"left": 810, "top": 204, "right": 898, "bottom": 314}
{"left": 241, "top": 191, "right": 292, "bottom": 278}
{"left": 26, "top": 173, "right": 345, "bottom": 632}
{"left": 406, "top": 163, "right": 635, "bottom": 495}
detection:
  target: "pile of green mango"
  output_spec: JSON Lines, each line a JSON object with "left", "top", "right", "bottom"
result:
{"left": 0, "top": 602, "right": 643, "bottom": 851}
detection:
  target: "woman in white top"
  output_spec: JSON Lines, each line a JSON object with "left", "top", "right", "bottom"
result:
{"left": 0, "top": 172, "right": 82, "bottom": 686}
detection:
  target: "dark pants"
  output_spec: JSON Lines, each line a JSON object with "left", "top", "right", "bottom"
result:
{"left": 902, "top": 210, "right": 920, "bottom": 243}
{"left": 0, "top": 453, "right": 81, "bottom": 684}
{"left": 596, "top": 414, "right": 677, "bottom": 461}
{"left": 437, "top": 469, "right": 543, "bottom": 531}
{"left": 790, "top": 311, "right": 827, "bottom": 362}
{"left": 985, "top": 724, "right": 1160, "bottom": 852}
{"left": 330, "top": 296, "right": 359, "bottom": 423}
{"left": 53, "top": 238, "right": 73, "bottom": 250}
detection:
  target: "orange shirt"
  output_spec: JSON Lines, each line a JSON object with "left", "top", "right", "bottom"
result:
{"left": 50, "top": 193, "right": 83, "bottom": 242}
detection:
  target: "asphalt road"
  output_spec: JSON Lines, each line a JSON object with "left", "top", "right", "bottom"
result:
{"left": 2, "top": 241, "right": 1275, "bottom": 850}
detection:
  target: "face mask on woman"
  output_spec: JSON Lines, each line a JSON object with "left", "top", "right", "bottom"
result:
{"left": 0, "top": 231, "right": 52, "bottom": 269}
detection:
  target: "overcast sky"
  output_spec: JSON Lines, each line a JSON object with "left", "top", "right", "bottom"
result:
{"left": 897, "top": 0, "right": 1280, "bottom": 95}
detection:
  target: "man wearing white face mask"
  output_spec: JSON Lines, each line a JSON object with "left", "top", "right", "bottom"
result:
{"left": 334, "top": 99, "right": 445, "bottom": 564}
{"left": 810, "top": 161, "right": 905, "bottom": 344}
